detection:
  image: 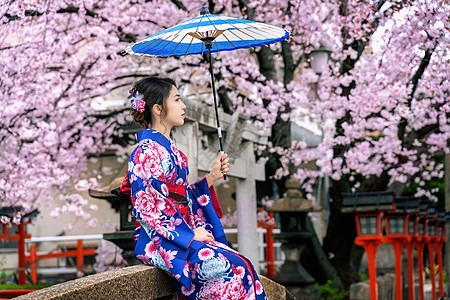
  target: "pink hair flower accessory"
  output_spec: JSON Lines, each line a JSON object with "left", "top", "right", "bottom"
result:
{"left": 129, "top": 90, "right": 146, "bottom": 113}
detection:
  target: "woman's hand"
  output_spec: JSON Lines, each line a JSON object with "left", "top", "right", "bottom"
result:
{"left": 193, "top": 227, "right": 215, "bottom": 243}
{"left": 206, "top": 152, "right": 229, "bottom": 187}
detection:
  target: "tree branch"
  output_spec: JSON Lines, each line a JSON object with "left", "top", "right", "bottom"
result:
{"left": 255, "top": 47, "right": 277, "bottom": 82}
{"left": 170, "top": 0, "right": 187, "bottom": 11}
{"left": 398, "top": 44, "right": 436, "bottom": 142}
{"left": 237, "top": 0, "right": 255, "bottom": 20}
{"left": 409, "top": 45, "right": 436, "bottom": 106}
{"left": 281, "top": 41, "right": 295, "bottom": 86}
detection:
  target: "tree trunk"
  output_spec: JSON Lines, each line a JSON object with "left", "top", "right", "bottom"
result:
{"left": 323, "top": 182, "right": 364, "bottom": 288}
{"left": 302, "top": 216, "right": 344, "bottom": 288}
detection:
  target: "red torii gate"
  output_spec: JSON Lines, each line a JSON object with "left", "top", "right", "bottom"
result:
{"left": 0, "top": 206, "right": 39, "bottom": 285}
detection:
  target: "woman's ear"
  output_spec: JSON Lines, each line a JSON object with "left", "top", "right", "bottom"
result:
{"left": 152, "top": 104, "right": 162, "bottom": 116}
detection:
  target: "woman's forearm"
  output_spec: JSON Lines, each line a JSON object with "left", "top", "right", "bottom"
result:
{"left": 206, "top": 173, "right": 216, "bottom": 187}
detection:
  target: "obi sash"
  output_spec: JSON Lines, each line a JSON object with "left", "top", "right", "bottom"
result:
{"left": 167, "top": 184, "right": 189, "bottom": 220}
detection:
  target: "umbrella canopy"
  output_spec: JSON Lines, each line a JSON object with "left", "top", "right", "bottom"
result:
{"left": 120, "top": 7, "right": 289, "bottom": 57}
{"left": 121, "top": 7, "right": 290, "bottom": 180}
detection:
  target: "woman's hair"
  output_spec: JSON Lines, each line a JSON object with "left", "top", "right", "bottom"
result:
{"left": 130, "top": 76, "right": 177, "bottom": 128}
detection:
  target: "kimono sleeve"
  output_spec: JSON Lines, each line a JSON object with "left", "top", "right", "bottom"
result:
{"left": 188, "top": 178, "right": 228, "bottom": 245}
{"left": 128, "top": 143, "right": 195, "bottom": 250}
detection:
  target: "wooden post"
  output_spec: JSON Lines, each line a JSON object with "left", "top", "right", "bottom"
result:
{"left": 416, "top": 241, "right": 426, "bottom": 300}
{"left": 29, "top": 244, "right": 37, "bottom": 285}
{"left": 355, "top": 239, "right": 382, "bottom": 300}
{"left": 405, "top": 242, "right": 415, "bottom": 300}
{"left": 265, "top": 226, "right": 275, "bottom": 278}
{"left": 76, "top": 240, "right": 84, "bottom": 277}
{"left": 17, "top": 223, "right": 26, "bottom": 285}
{"left": 426, "top": 241, "right": 437, "bottom": 300}
{"left": 390, "top": 240, "right": 404, "bottom": 300}
{"left": 436, "top": 242, "right": 445, "bottom": 299}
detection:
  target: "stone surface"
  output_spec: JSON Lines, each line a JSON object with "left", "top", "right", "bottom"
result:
{"left": 349, "top": 281, "right": 370, "bottom": 300}
{"left": 287, "top": 284, "right": 319, "bottom": 300}
{"left": 259, "top": 274, "right": 293, "bottom": 300}
{"left": 377, "top": 273, "right": 395, "bottom": 300}
{"left": 349, "top": 273, "right": 395, "bottom": 300}
{"left": 360, "top": 243, "right": 396, "bottom": 275}
{"left": 15, "top": 265, "right": 177, "bottom": 300}
{"left": 16, "top": 265, "right": 291, "bottom": 300}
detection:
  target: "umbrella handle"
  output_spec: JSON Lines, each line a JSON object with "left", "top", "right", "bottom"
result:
{"left": 207, "top": 46, "right": 227, "bottom": 181}
{"left": 218, "top": 129, "right": 227, "bottom": 181}
{"left": 220, "top": 151, "right": 227, "bottom": 180}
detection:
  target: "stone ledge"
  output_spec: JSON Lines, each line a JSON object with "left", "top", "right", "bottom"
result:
{"left": 16, "top": 265, "right": 295, "bottom": 300}
{"left": 15, "top": 265, "right": 177, "bottom": 300}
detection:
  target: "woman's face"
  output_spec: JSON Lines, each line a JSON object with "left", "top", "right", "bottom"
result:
{"left": 161, "top": 85, "right": 186, "bottom": 128}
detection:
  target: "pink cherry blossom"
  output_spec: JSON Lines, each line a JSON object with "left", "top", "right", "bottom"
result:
{"left": 0, "top": 0, "right": 447, "bottom": 235}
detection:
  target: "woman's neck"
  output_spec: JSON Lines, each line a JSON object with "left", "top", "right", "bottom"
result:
{"left": 150, "top": 124, "right": 171, "bottom": 139}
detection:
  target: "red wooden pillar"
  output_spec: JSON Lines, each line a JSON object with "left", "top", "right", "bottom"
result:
{"left": 17, "top": 223, "right": 26, "bottom": 285}
{"left": 355, "top": 239, "right": 382, "bottom": 300}
{"left": 424, "top": 210, "right": 438, "bottom": 300}
{"left": 416, "top": 241, "right": 426, "bottom": 300}
{"left": 435, "top": 242, "right": 444, "bottom": 299}
{"left": 29, "top": 244, "right": 37, "bottom": 285}
{"left": 76, "top": 240, "right": 84, "bottom": 277}
{"left": 415, "top": 202, "right": 430, "bottom": 300}
{"left": 391, "top": 240, "right": 404, "bottom": 300}
{"left": 404, "top": 212, "right": 420, "bottom": 300}
{"left": 435, "top": 211, "right": 448, "bottom": 299}
{"left": 265, "top": 226, "right": 275, "bottom": 278}
{"left": 2, "top": 224, "right": 7, "bottom": 236}
{"left": 426, "top": 241, "right": 436, "bottom": 300}
{"left": 405, "top": 241, "right": 415, "bottom": 300}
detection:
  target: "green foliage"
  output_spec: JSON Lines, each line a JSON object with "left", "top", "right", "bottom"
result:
{"left": 0, "top": 283, "right": 53, "bottom": 290}
{"left": 359, "top": 272, "right": 369, "bottom": 282}
{"left": 316, "top": 280, "right": 349, "bottom": 300}
{"left": 425, "top": 266, "right": 447, "bottom": 290}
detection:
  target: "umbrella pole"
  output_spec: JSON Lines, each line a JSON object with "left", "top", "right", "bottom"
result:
{"left": 207, "top": 47, "right": 227, "bottom": 180}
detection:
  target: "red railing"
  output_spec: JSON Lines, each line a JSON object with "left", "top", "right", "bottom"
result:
{"left": 26, "top": 239, "right": 98, "bottom": 285}
{"left": 0, "top": 223, "right": 102, "bottom": 285}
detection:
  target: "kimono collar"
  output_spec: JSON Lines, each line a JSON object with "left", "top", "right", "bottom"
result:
{"left": 135, "top": 129, "right": 174, "bottom": 152}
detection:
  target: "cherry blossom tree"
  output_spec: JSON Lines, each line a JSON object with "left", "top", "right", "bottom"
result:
{"left": 0, "top": 0, "right": 204, "bottom": 229}
{"left": 1, "top": 0, "right": 448, "bottom": 288}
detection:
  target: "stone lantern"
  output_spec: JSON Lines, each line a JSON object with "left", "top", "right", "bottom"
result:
{"left": 266, "top": 178, "right": 321, "bottom": 300}
{"left": 89, "top": 178, "right": 139, "bottom": 265}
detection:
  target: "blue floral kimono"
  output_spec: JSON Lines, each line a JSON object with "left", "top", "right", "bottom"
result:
{"left": 128, "top": 129, "right": 267, "bottom": 300}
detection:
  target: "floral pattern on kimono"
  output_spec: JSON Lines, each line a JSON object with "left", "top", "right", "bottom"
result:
{"left": 129, "top": 129, "right": 267, "bottom": 300}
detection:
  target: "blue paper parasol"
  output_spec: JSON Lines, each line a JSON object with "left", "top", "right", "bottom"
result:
{"left": 121, "top": 7, "right": 290, "bottom": 179}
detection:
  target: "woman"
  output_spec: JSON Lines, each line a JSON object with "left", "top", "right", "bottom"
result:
{"left": 125, "top": 77, "right": 267, "bottom": 300}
